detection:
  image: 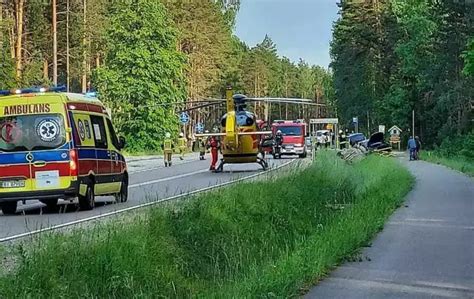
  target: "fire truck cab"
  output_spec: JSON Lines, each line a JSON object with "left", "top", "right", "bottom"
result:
{"left": 271, "top": 120, "right": 308, "bottom": 158}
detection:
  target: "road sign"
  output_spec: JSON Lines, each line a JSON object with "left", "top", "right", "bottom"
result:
{"left": 390, "top": 136, "right": 400, "bottom": 142}
{"left": 195, "top": 122, "right": 204, "bottom": 133}
{"left": 309, "top": 118, "right": 339, "bottom": 124}
{"left": 179, "top": 112, "right": 190, "bottom": 124}
{"left": 379, "top": 125, "right": 386, "bottom": 134}
{"left": 352, "top": 117, "right": 358, "bottom": 124}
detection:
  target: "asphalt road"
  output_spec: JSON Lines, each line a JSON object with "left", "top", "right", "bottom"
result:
{"left": 305, "top": 158, "right": 474, "bottom": 299}
{"left": 0, "top": 153, "right": 294, "bottom": 241}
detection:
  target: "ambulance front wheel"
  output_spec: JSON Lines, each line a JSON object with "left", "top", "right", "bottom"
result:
{"left": 1, "top": 201, "right": 17, "bottom": 215}
{"left": 79, "top": 182, "right": 95, "bottom": 210}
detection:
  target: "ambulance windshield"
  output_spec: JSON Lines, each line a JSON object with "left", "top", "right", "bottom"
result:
{"left": 0, "top": 114, "right": 66, "bottom": 152}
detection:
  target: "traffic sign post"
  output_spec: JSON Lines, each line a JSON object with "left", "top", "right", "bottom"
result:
{"left": 179, "top": 112, "right": 190, "bottom": 125}
{"left": 353, "top": 117, "right": 358, "bottom": 133}
{"left": 195, "top": 122, "right": 204, "bottom": 133}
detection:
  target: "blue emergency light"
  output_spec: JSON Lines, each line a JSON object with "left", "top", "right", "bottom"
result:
{"left": 85, "top": 92, "right": 98, "bottom": 98}
{"left": 0, "top": 85, "right": 67, "bottom": 97}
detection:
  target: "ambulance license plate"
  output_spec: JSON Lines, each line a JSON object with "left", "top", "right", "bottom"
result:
{"left": 0, "top": 180, "right": 25, "bottom": 188}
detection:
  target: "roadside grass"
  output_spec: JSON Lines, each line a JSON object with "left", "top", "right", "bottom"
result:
{"left": 0, "top": 152, "right": 413, "bottom": 298}
{"left": 421, "top": 151, "right": 474, "bottom": 177}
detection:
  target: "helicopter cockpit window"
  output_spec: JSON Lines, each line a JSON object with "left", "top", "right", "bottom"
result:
{"left": 221, "top": 112, "right": 254, "bottom": 127}
{"left": 236, "top": 112, "right": 254, "bottom": 126}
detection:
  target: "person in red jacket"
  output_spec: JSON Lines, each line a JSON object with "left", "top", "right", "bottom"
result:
{"left": 207, "top": 134, "right": 221, "bottom": 171}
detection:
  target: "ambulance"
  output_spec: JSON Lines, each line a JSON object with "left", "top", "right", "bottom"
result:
{"left": 0, "top": 87, "right": 128, "bottom": 214}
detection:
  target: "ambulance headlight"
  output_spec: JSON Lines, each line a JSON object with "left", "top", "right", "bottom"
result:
{"left": 295, "top": 143, "right": 302, "bottom": 147}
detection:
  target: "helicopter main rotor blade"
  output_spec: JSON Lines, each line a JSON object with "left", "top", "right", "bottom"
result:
{"left": 245, "top": 97, "right": 326, "bottom": 106}
{"left": 176, "top": 101, "right": 225, "bottom": 113}
{"left": 237, "top": 131, "right": 273, "bottom": 135}
{"left": 194, "top": 133, "right": 227, "bottom": 137}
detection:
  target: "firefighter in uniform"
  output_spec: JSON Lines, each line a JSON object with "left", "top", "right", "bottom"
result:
{"left": 339, "top": 130, "right": 348, "bottom": 149}
{"left": 177, "top": 132, "right": 187, "bottom": 160}
{"left": 207, "top": 131, "right": 220, "bottom": 171}
{"left": 273, "top": 130, "right": 283, "bottom": 158}
{"left": 162, "top": 132, "right": 174, "bottom": 167}
{"left": 198, "top": 131, "right": 208, "bottom": 160}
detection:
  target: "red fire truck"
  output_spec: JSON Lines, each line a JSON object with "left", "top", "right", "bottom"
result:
{"left": 271, "top": 120, "right": 308, "bottom": 158}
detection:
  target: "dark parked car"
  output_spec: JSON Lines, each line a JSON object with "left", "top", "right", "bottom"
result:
{"left": 348, "top": 133, "right": 367, "bottom": 147}
{"left": 365, "top": 132, "right": 391, "bottom": 152}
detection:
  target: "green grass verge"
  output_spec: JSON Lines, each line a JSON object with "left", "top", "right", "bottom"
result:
{"left": 0, "top": 152, "right": 413, "bottom": 298}
{"left": 421, "top": 151, "right": 474, "bottom": 177}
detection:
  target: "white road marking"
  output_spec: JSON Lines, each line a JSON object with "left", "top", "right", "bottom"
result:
{"left": 0, "top": 159, "right": 296, "bottom": 243}
{"left": 129, "top": 158, "right": 198, "bottom": 174}
{"left": 129, "top": 169, "right": 209, "bottom": 188}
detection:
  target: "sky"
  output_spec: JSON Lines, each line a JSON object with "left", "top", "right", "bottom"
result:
{"left": 234, "top": 0, "right": 339, "bottom": 68}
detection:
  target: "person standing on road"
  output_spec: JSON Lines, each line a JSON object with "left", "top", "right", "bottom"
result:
{"left": 198, "top": 133, "right": 207, "bottom": 160}
{"left": 324, "top": 133, "right": 329, "bottom": 148}
{"left": 408, "top": 136, "right": 417, "bottom": 161}
{"left": 177, "top": 132, "right": 187, "bottom": 161}
{"left": 207, "top": 132, "right": 220, "bottom": 171}
{"left": 415, "top": 136, "right": 421, "bottom": 160}
{"left": 162, "top": 132, "right": 174, "bottom": 167}
{"left": 274, "top": 130, "right": 284, "bottom": 157}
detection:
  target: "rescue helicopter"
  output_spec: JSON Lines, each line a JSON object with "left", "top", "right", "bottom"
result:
{"left": 179, "top": 87, "right": 323, "bottom": 173}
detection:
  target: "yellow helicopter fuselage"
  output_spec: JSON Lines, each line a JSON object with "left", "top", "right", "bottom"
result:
{"left": 221, "top": 125, "right": 259, "bottom": 164}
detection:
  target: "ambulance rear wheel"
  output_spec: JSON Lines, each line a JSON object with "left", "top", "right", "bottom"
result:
{"left": 115, "top": 177, "right": 128, "bottom": 203}
{"left": 1, "top": 201, "right": 17, "bottom": 215}
{"left": 79, "top": 183, "right": 95, "bottom": 210}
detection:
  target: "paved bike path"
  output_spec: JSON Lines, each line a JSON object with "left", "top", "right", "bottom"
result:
{"left": 305, "top": 159, "right": 474, "bottom": 299}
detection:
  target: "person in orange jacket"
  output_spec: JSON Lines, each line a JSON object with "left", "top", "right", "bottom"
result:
{"left": 207, "top": 133, "right": 221, "bottom": 171}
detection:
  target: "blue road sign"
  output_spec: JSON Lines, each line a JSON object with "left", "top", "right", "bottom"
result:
{"left": 179, "top": 112, "right": 190, "bottom": 124}
{"left": 195, "top": 122, "right": 204, "bottom": 133}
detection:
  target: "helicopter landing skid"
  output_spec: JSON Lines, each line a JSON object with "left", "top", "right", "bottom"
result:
{"left": 214, "top": 159, "right": 225, "bottom": 173}
{"left": 213, "top": 158, "right": 268, "bottom": 173}
{"left": 257, "top": 157, "right": 268, "bottom": 171}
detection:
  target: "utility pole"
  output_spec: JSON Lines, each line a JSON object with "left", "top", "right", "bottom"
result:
{"left": 66, "top": 0, "right": 70, "bottom": 91}
{"left": 412, "top": 110, "right": 415, "bottom": 137}
{"left": 52, "top": 0, "right": 57, "bottom": 85}
{"left": 367, "top": 111, "right": 370, "bottom": 135}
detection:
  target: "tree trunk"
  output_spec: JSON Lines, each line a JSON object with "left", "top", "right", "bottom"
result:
{"left": 52, "top": 0, "right": 57, "bottom": 85}
{"left": 9, "top": 9, "right": 14, "bottom": 59}
{"left": 15, "top": 0, "right": 24, "bottom": 81}
{"left": 66, "top": 0, "right": 70, "bottom": 91}
{"left": 0, "top": 1, "right": 3, "bottom": 52}
{"left": 82, "top": 0, "right": 87, "bottom": 93}
{"left": 43, "top": 59, "right": 48, "bottom": 80}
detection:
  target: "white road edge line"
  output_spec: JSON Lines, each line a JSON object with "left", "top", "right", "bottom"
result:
{"left": 0, "top": 159, "right": 297, "bottom": 243}
{"left": 129, "top": 158, "right": 199, "bottom": 174}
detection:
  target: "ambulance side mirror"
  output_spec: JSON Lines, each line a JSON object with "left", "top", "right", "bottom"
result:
{"left": 118, "top": 136, "right": 126, "bottom": 150}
